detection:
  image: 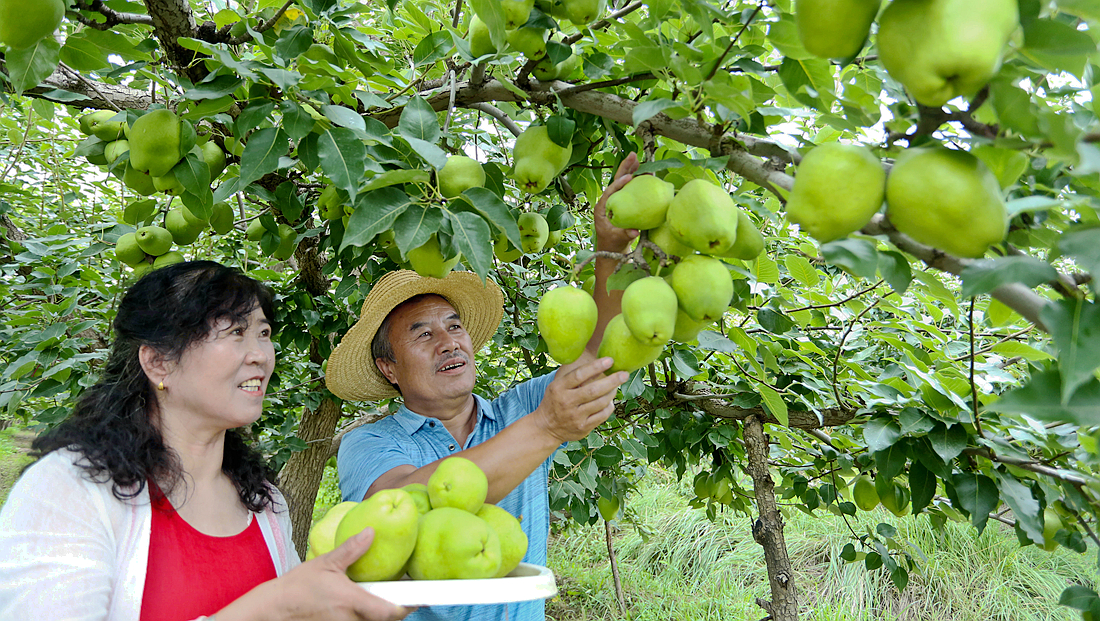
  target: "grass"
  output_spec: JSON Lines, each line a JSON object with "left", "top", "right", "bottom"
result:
{"left": 545, "top": 466, "right": 1098, "bottom": 621}
{"left": 0, "top": 424, "right": 35, "bottom": 507}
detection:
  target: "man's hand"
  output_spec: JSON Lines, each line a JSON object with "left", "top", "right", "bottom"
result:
{"left": 533, "top": 357, "right": 628, "bottom": 444}
{"left": 594, "top": 152, "right": 641, "bottom": 253}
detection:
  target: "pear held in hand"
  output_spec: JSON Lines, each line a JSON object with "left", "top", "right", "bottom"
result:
{"left": 597, "top": 313, "right": 666, "bottom": 374}
{"left": 408, "top": 507, "right": 502, "bottom": 580}
{"left": 334, "top": 489, "right": 420, "bottom": 582}
{"left": 885, "top": 147, "right": 1008, "bottom": 258}
{"left": 537, "top": 285, "right": 598, "bottom": 364}
{"left": 605, "top": 175, "right": 675, "bottom": 231}
{"left": 786, "top": 143, "right": 886, "bottom": 244}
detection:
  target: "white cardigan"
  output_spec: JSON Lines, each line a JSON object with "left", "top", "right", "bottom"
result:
{"left": 0, "top": 449, "right": 301, "bottom": 620}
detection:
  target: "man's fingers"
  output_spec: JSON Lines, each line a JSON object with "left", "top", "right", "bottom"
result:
{"left": 323, "top": 527, "right": 374, "bottom": 570}
{"left": 615, "top": 152, "right": 640, "bottom": 179}
{"left": 561, "top": 357, "right": 619, "bottom": 388}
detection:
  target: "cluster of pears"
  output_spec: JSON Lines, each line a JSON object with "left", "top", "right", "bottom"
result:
{"left": 511, "top": 125, "right": 573, "bottom": 194}
{"left": 467, "top": 0, "right": 600, "bottom": 66}
{"left": 850, "top": 474, "right": 911, "bottom": 517}
{"left": 307, "top": 457, "right": 529, "bottom": 582}
{"left": 538, "top": 172, "right": 764, "bottom": 373}
{"left": 246, "top": 217, "right": 300, "bottom": 261}
{"left": 0, "top": 0, "right": 64, "bottom": 51}
{"left": 795, "top": 0, "right": 1018, "bottom": 108}
{"left": 114, "top": 199, "right": 236, "bottom": 276}
{"left": 787, "top": 142, "right": 1008, "bottom": 258}
{"left": 692, "top": 471, "right": 738, "bottom": 507}
{"left": 77, "top": 108, "right": 227, "bottom": 199}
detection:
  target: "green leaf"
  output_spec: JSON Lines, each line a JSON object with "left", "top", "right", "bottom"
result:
{"left": 1040, "top": 299, "right": 1100, "bottom": 403}
{"left": 404, "top": 137, "right": 448, "bottom": 170}
{"left": 785, "top": 255, "right": 819, "bottom": 287}
{"left": 990, "top": 341, "right": 1053, "bottom": 362}
{"left": 863, "top": 417, "right": 902, "bottom": 453}
{"left": 446, "top": 211, "right": 492, "bottom": 280}
{"left": 873, "top": 442, "right": 907, "bottom": 480}
{"left": 821, "top": 238, "right": 878, "bottom": 280}
{"left": 1058, "top": 227, "right": 1100, "bottom": 279}
{"left": 632, "top": 98, "right": 682, "bottom": 128}
{"left": 175, "top": 155, "right": 213, "bottom": 219}
{"left": 320, "top": 105, "right": 366, "bottom": 133}
{"left": 777, "top": 56, "right": 835, "bottom": 110}
{"left": 461, "top": 187, "right": 521, "bottom": 248}
{"left": 342, "top": 187, "right": 415, "bottom": 250}
{"left": 467, "top": 0, "right": 507, "bottom": 49}
{"left": 959, "top": 257, "right": 1058, "bottom": 298}
{"left": 362, "top": 169, "right": 431, "bottom": 192}
{"left": 7, "top": 38, "right": 61, "bottom": 95}
{"left": 890, "top": 566, "right": 909, "bottom": 591}
{"left": 317, "top": 128, "right": 366, "bottom": 199}
{"left": 220, "top": 128, "right": 288, "bottom": 197}
{"left": 279, "top": 101, "right": 314, "bottom": 141}
{"left": 696, "top": 331, "right": 740, "bottom": 354}
{"left": 757, "top": 308, "right": 795, "bottom": 335}
{"left": 758, "top": 384, "right": 788, "bottom": 426}
{"left": 994, "top": 470, "right": 1043, "bottom": 546}
{"left": 1021, "top": 18, "right": 1095, "bottom": 75}
{"left": 397, "top": 96, "right": 440, "bottom": 144}
{"left": 987, "top": 368, "right": 1100, "bottom": 426}
{"left": 927, "top": 422, "right": 967, "bottom": 463}
{"left": 908, "top": 460, "right": 936, "bottom": 514}
{"left": 952, "top": 472, "right": 999, "bottom": 534}
{"left": 393, "top": 204, "right": 445, "bottom": 256}
{"left": 412, "top": 31, "right": 453, "bottom": 67}
{"left": 753, "top": 254, "right": 779, "bottom": 284}
{"left": 1059, "top": 585, "right": 1100, "bottom": 611}
{"left": 546, "top": 116, "right": 575, "bottom": 149}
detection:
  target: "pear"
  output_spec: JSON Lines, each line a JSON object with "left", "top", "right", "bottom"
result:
{"left": 272, "top": 224, "right": 297, "bottom": 260}
{"left": 719, "top": 210, "right": 765, "bottom": 260}
{"left": 517, "top": 212, "right": 550, "bottom": 253}
{"left": 877, "top": 0, "right": 1019, "bottom": 107}
{"left": 122, "top": 164, "right": 158, "bottom": 196}
{"left": 88, "top": 112, "right": 127, "bottom": 142}
{"left": 201, "top": 141, "right": 227, "bottom": 181}
{"left": 663, "top": 164, "right": 721, "bottom": 190}
{"left": 438, "top": 155, "right": 486, "bottom": 199}
{"left": 134, "top": 226, "right": 173, "bottom": 256}
{"left": 468, "top": 15, "right": 497, "bottom": 58}
{"left": 79, "top": 110, "right": 115, "bottom": 137}
{"left": 129, "top": 109, "right": 183, "bottom": 177}
{"left": 621, "top": 277, "right": 678, "bottom": 345}
{"left": 666, "top": 179, "right": 739, "bottom": 256}
{"left": 786, "top": 143, "right": 885, "bottom": 244}
{"left": 545, "top": 228, "right": 564, "bottom": 250}
{"left": 114, "top": 232, "right": 148, "bottom": 267}
{"left": 165, "top": 207, "right": 205, "bottom": 246}
{"left": 512, "top": 157, "right": 559, "bottom": 194}
{"left": 153, "top": 250, "right": 185, "bottom": 269}
{"left": 670, "top": 254, "right": 733, "bottom": 322}
{"left": 407, "top": 234, "right": 460, "bottom": 279}
{"left": 209, "top": 202, "right": 235, "bottom": 235}
{"left": 537, "top": 285, "right": 598, "bottom": 364}
{"left": 597, "top": 314, "right": 665, "bottom": 374}
{"left": 514, "top": 125, "right": 572, "bottom": 173}
{"left": 152, "top": 168, "right": 185, "bottom": 196}
{"left": 671, "top": 307, "right": 713, "bottom": 342}
{"left": 476, "top": 503, "right": 529, "bottom": 578}
{"left": 795, "top": 0, "right": 880, "bottom": 59}
{"left": 885, "top": 147, "right": 1008, "bottom": 258}
{"left": 494, "top": 235, "right": 523, "bottom": 263}
{"left": 306, "top": 501, "right": 359, "bottom": 560}
{"left": 563, "top": 0, "right": 602, "bottom": 26}
{"left": 506, "top": 27, "right": 549, "bottom": 60}
{"left": 646, "top": 221, "right": 693, "bottom": 269}
{"left": 605, "top": 175, "right": 675, "bottom": 231}
{"left": 501, "top": 0, "right": 535, "bottom": 28}
{"left": 318, "top": 185, "right": 345, "bottom": 221}
{"left": 103, "top": 140, "right": 130, "bottom": 165}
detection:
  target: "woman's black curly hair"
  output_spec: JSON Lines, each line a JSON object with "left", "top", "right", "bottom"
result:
{"left": 32, "top": 261, "right": 280, "bottom": 513}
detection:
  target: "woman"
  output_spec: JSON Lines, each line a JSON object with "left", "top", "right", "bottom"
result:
{"left": 0, "top": 261, "right": 408, "bottom": 621}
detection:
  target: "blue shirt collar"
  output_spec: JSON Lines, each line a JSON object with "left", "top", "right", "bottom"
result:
{"left": 392, "top": 393, "right": 499, "bottom": 434}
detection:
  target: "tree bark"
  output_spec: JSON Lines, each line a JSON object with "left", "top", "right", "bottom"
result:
{"left": 742, "top": 414, "right": 799, "bottom": 621}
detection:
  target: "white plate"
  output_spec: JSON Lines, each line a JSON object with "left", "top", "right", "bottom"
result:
{"left": 357, "top": 563, "right": 557, "bottom": 607}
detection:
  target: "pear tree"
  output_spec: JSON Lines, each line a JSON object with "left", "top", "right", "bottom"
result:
{"left": 1, "top": 0, "right": 1099, "bottom": 618}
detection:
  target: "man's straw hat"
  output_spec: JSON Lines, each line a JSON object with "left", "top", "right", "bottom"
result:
{"left": 325, "top": 270, "right": 504, "bottom": 401}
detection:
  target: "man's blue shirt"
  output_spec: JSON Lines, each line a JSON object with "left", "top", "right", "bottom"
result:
{"left": 337, "top": 372, "right": 557, "bottom": 621}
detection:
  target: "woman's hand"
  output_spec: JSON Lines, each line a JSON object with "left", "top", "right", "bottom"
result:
{"left": 217, "top": 529, "right": 409, "bottom": 621}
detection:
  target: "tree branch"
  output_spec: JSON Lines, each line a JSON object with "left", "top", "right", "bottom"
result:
{"left": 70, "top": 0, "right": 153, "bottom": 29}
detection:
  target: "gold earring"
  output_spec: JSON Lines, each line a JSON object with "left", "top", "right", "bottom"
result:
{"left": 157, "top": 381, "right": 165, "bottom": 391}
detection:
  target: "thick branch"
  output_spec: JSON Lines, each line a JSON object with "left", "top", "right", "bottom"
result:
{"left": 20, "top": 66, "right": 153, "bottom": 109}
{"left": 70, "top": 0, "right": 153, "bottom": 29}
{"left": 145, "top": 0, "right": 207, "bottom": 84}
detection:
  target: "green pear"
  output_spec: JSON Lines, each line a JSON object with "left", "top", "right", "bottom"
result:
{"left": 152, "top": 168, "right": 185, "bottom": 196}
{"left": 122, "top": 164, "right": 158, "bottom": 196}
{"left": 201, "top": 141, "right": 227, "bottom": 181}
{"left": 885, "top": 147, "right": 1008, "bottom": 258}
{"left": 877, "top": 0, "right": 1018, "bottom": 107}
{"left": 408, "top": 508, "right": 502, "bottom": 580}
{"left": 306, "top": 501, "right": 359, "bottom": 560}
{"left": 165, "top": 208, "right": 205, "bottom": 246}
{"left": 130, "top": 262, "right": 154, "bottom": 280}
{"left": 545, "top": 228, "right": 564, "bottom": 250}
{"left": 506, "top": 27, "right": 548, "bottom": 60}
{"left": 597, "top": 314, "right": 666, "bottom": 375}
{"left": 318, "top": 185, "right": 345, "bottom": 221}
{"left": 103, "top": 140, "right": 130, "bottom": 164}
{"left": 621, "top": 277, "right": 678, "bottom": 346}
{"left": 581, "top": 275, "right": 596, "bottom": 296}
{"left": 514, "top": 125, "right": 572, "bottom": 173}
{"left": 795, "top": 0, "right": 880, "bottom": 59}
{"left": 0, "top": 0, "right": 63, "bottom": 49}
{"left": 563, "top": 0, "right": 602, "bottom": 26}
{"left": 334, "top": 488, "right": 420, "bottom": 582}
{"left": 122, "top": 199, "right": 157, "bottom": 226}
{"left": 670, "top": 254, "right": 733, "bottom": 322}
{"left": 152, "top": 250, "right": 185, "bottom": 269}
{"left": 512, "top": 157, "right": 559, "bottom": 194}
{"left": 671, "top": 307, "right": 712, "bottom": 342}
{"left": 438, "top": 155, "right": 486, "bottom": 199}
{"left": 401, "top": 483, "right": 432, "bottom": 515}
{"left": 666, "top": 179, "right": 740, "bottom": 255}
{"left": 605, "top": 175, "right": 675, "bottom": 231}
{"left": 495, "top": 235, "right": 522, "bottom": 262}
{"left": 647, "top": 221, "right": 693, "bottom": 263}
{"left": 537, "top": 285, "right": 598, "bottom": 364}
{"left": 786, "top": 143, "right": 885, "bottom": 244}
{"left": 79, "top": 110, "right": 114, "bottom": 137}
{"left": 114, "top": 232, "right": 148, "bottom": 267}
{"left": 476, "top": 503, "right": 529, "bottom": 578}
{"left": 719, "top": 210, "right": 764, "bottom": 260}
{"left": 427, "top": 456, "right": 488, "bottom": 513}
{"left": 209, "top": 202, "right": 235, "bottom": 235}
{"left": 245, "top": 218, "right": 267, "bottom": 242}
{"left": 407, "top": 234, "right": 460, "bottom": 279}
{"left": 535, "top": 0, "right": 571, "bottom": 18}
{"left": 468, "top": 15, "right": 497, "bottom": 57}
{"left": 518, "top": 212, "right": 550, "bottom": 253}
{"left": 134, "top": 226, "right": 173, "bottom": 256}
{"left": 501, "top": 0, "right": 535, "bottom": 28}
{"left": 88, "top": 112, "right": 127, "bottom": 142}
{"left": 272, "top": 223, "right": 297, "bottom": 260}
{"left": 129, "top": 109, "right": 183, "bottom": 177}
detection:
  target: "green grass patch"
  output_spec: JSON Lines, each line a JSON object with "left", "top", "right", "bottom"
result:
{"left": 0, "top": 424, "right": 36, "bottom": 508}
{"left": 547, "top": 467, "right": 1097, "bottom": 621}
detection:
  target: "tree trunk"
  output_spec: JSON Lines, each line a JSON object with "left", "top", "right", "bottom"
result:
{"left": 743, "top": 414, "right": 799, "bottom": 621}
{"left": 277, "top": 396, "right": 341, "bottom": 556}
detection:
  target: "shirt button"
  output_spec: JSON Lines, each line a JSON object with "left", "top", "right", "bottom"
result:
{"left": 449, "top": 444, "right": 456, "bottom": 451}
{"left": 429, "top": 421, "right": 436, "bottom": 427}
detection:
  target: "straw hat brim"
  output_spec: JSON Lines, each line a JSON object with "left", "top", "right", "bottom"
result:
{"left": 325, "top": 270, "right": 504, "bottom": 401}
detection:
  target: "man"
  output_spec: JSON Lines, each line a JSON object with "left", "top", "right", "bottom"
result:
{"left": 325, "top": 153, "right": 640, "bottom": 620}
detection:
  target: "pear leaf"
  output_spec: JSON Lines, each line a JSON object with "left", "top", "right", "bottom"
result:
{"left": 341, "top": 188, "right": 414, "bottom": 251}
{"left": 446, "top": 211, "right": 492, "bottom": 280}
{"left": 1039, "top": 299, "right": 1100, "bottom": 403}
{"left": 960, "top": 257, "right": 1057, "bottom": 298}
{"left": 317, "top": 128, "right": 366, "bottom": 199}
